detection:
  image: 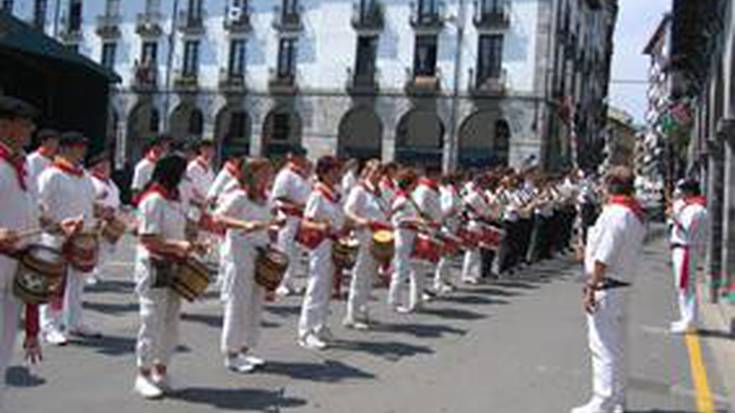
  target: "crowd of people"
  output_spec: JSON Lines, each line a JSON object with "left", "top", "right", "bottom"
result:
{"left": 6, "top": 94, "right": 706, "bottom": 413}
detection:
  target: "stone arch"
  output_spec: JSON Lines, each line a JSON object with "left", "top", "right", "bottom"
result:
{"left": 214, "top": 106, "right": 251, "bottom": 163}
{"left": 457, "top": 111, "right": 511, "bottom": 168}
{"left": 394, "top": 109, "right": 444, "bottom": 168}
{"left": 169, "top": 103, "right": 203, "bottom": 141}
{"left": 337, "top": 106, "right": 383, "bottom": 160}
{"left": 125, "top": 101, "right": 159, "bottom": 163}
{"left": 262, "top": 106, "right": 302, "bottom": 156}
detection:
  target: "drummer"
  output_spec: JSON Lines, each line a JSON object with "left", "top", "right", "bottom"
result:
{"left": 87, "top": 150, "right": 121, "bottom": 286}
{"left": 340, "top": 158, "right": 359, "bottom": 198}
{"left": 0, "top": 96, "right": 43, "bottom": 410}
{"left": 270, "top": 146, "right": 311, "bottom": 297}
{"left": 298, "top": 156, "right": 345, "bottom": 349}
{"left": 38, "top": 131, "right": 98, "bottom": 345}
{"left": 435, "top": 173, "right": 462, "bottom": 294}
{"left": 379, "top": 162, "right": 399, "bottom": 207}
{"left": 414, "top": 168, "right": 445, "bottom": 297}
{"left": 131, "top": 134, "right": 172, "bottom": 200}
{"left": 207, "top": 149, "right": 247, "bottom": 208}
{"left": 343, "top": 159, "right": 390, "bottom": 330}
{"left": 26, "top": 128, "right": 59, "bottom": 193}
{"left": 133, "top": 154, "right": 192, "bottom": 399}
{"left": 185, "top": 139, "right": 215, "bottom": 210}
{"left": 388, "top": 168, "right": 425, "bottom": 313}
{"left": 213, "top": 158, "right": 275, "bottom": 371}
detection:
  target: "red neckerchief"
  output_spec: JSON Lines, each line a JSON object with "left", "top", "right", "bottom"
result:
{"left": 381, "top": 177, "right": 396, "bottom": 190}
{"left": 608, "top": 195, "right": 645, "bottom": 223}
{"left": 418, "top": 178, "right": 439, "bottom": 192}
{"left": 194, "top": 156, "right": 210, "bottom": 172}
{"left": 288, "top": 162, "right": 307, "bottom": 178}
{"left": 395, "top": 189, "right": 409, "bottom": 200}
{"left": 316, "top": 182, "right": 340, "bottom": 204}
{"left": 225, "top": 160, "right": 241, "bottom": 180}
{"left": 38, "top": 146, "right": 55, "bottom": 159}
{"left": 52, "top": 157, "right": 84, "bottom": 177}
{"left": 91, "top": 171, "right": 110, "bottom": 184}
{"left": 0, "top": 141, "right": 27, "bottom": 191}
{"left": 137, "top": 182, "right": 180, "bottom": 206}
{"left": 684, "top": 196, "right": 707, "bottom": 207}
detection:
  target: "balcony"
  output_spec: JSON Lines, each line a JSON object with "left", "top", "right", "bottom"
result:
{"left": 173, "top": 71, "right": 199, "bottom": 93}
{"left": 268, "top": 68, "right": 298, "bottom": 95}
{"left": 223, "top": 5, "right": 252, "bottom": 33}
{"left": 404, "top": 67, "right": 441, "bottom": 96}
{"left": 469, "top": 68, "right": 507, "bottom": 97}
{"left": 585, "top": 0, "right": 603, "bottom": 10}
{"left": 58, "top": 18, "right": 83, "bottom": 44}
{"left": 96, "top": 13, "right": 121, "bottom": 38}
{"left": 473, "top": 0, "right": 510, "bottom": 31}
{"left": 136, "top": 12, "right": 163, "bottom": 37}
{"left": 132, "top": 62, "right": 158, "bottom": 93}
{"left": 219, "top": 69, "right": 248, "bottom": 94}
{"left": 346, "top": 67, "right": 379, "bottom": 95}
{"left": 177, "top": 9, "right": 206, "bottom": 36}
{"left": 272, "top": 6, "right": 303, "bottom": 34}
{"left": 351, "top": 1, "right": 384, "bottom": 33}
{"left": 409, "top": 1, "right": 445, "bottom": 33}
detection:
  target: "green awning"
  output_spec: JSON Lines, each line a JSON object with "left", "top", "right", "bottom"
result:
{"left": 0, "top": 11, "right": 120, "bottom": 82}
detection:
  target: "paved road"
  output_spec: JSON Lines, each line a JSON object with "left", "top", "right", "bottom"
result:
{"left": 5, "top": 230, "right": 732, "bottom": 412}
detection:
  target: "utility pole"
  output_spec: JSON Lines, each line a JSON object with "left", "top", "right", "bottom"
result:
{"left": 162, "top": 0, "right": 180, "bottom": 132}
{"left": 444, "top": 0, "right": 466, "bottom": 173}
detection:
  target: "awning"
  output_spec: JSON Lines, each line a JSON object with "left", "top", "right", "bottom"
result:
{"left": 0, "top": 11, "right": 120, "bottom": 83}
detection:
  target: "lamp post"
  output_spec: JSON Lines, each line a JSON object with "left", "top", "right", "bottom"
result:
{"left": 443, "top": 0, "right": 466, "bottom": 173}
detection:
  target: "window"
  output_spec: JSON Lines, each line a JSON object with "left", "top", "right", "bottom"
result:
{"left": 105, "top": 0, "right": 120, "bottom": 16}
{"left": 188, "top": 0, "right": 202, "bottom": 20}
{"left": 68, "top": 0, "right": 82, "bottom": 31}
{"left": 228, "top": 39, "right": 246, "bottom": 76}
{"left": 183, "top": 40, "right": 200, "bottom": 76}
{"left": 272, "top": 113, "right": 290, "bottom": 141}
{"left": 277, "top": 38, "right": 297, "bottom": 78}
{"left": 145, "top": 0, "right": 160, "bottom": 14}
{"left": 101, "top": 42, "right": 117, "bottom": 69}
{"left": 479, "top": 0, "right": 503, "bottom": 14}
{"left": 477, "top": 34, "right": 503, "bottom": 83}
{"left": 189, "top": 110, "right": 203, "bottom": 136}
{"left": 282, "top": 0, "right": 298, "bottom": 15}
{"left": 33, "top": 0, "right": 47, "bottom": 29}
{"left": 355, "top": 36, "right": 378, "bottom": 78}
{"left": 413, "top": 35, "right": 437, "bottom": 76}
{"left": 1, "top": 0, "right": 14, "bottom": 13}
{"left": 142, "top": 41, "right": 158, "bottom": 64}
{"left": 149, "top": 108, "right": 160, "bottom": 132}
{"left": 417, "top": 0, "right": 437, "bottom": 20}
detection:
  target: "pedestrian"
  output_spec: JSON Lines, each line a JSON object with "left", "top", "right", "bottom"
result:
{"left": 668, "top": 179, "right": 709, "bottom": 334}
{"left": 572, "top": 166, "right": 645, "bottom": 413}
{"left": 213, "top": 158, "right": 275, "bottom": 371}
{"left": 132, "top": 154, "right": 192, "bottom": 399}
{"left": 298, "top": 156, "right": 345, "bottom": 349}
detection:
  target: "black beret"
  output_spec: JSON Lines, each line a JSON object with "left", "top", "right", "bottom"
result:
{"left": 676, "top": 179, "right": 700, "bottom": 194}
{"left": 0, "top": 96, "right": 38, "bottom": 120}
{"left": 59, "top": 131, "right": 89, "bottom": 147}
{"left": 288, "top": 145, "right": 307, "bottom": 156}
{"left": 224, "top": 147, "right": 249, "bottom": 160}
{"left": 86, "top": 150, "right": 110, "bottom": 167}
{"left": 36, "top": 128, "right": 60, "bottom": 142}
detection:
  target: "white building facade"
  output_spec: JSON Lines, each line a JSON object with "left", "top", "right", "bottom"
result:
{"left": 2, "top": 0, "right": 617, "bottom": 171}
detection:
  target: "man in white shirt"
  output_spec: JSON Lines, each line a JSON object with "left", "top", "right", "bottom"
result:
{"left": 572, "top": 166, "right": 645, "bottom": 413}
{"left": 207, "top": 149, "right": 248, "bottom": 208}
{"left": 186, "top": 139, "right": 215, "bottom": 208}
{"left": 26, "top": 128, "right": 59, "bottom": 193}
{"left": 131, "top": 134, "right": 172, "bottom": 198}
{"left": 270, "top": 147, "right": 312, "bottom": 296}
{"left": 668, "top": 179, "right": 709, "bottom": 334}
{"left": 87, "top": 150, "right": 121, "bottom": 286}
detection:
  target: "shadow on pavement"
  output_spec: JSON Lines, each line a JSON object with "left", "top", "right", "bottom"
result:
{"left": 6, "top": 366, "right": 46, "bottom": 387}
{"left": 84, "top": 279, "right": 135, "bottom": 294}
{"left": 696, "top": 328, "right": 734, "bottom": 341}
{"left": 626, "top": 410, "right": 694, "bottom": 413}
{"left": 438, "top": 293, "right": 511, "bottom": 305}
{"left": 262, "top": 359, "right": 375, "bottom": 382}
{"left": 181, "top": 312, "right": 222, "bottom": 328}
{"left": 467, "top": 287, "right": 522, "bottom": 298}
{"left": 171, "top": 386, "right": 307, "bottom": 411}
{"left": 83, "top": 300, "right": 138, "bottom": 315}
{"left": 264, "top": 304, "right": 302, "bottom": 318}
{"left": 332, "top": 339, "right": 434, "bottom": 361}
{"left": 70, "top": 333, "right": 136, "bottom": 356}
{"left": 486, "top": 280, "right": 540, "bottom": 290}
{"left": 373, "top": 321, "right": 468, "bottom": 338}
{"left": 420, "top": 306, "right": 487, "bottom": 320}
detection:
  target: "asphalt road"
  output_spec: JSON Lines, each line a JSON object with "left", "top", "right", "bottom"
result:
{"left": 5, "top": 230, "right": 732, "bottom": 413}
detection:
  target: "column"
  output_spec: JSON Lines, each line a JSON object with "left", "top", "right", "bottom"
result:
{"left": 716, "top": 118, "right": 735, "bottom": 302}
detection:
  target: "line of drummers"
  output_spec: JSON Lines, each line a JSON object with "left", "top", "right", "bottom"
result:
{"left": 4, "top": 125, "right": 600, "bottom": 401}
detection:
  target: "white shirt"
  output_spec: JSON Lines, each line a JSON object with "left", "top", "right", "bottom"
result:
{"left": 391, "top": 192, "right": 420, "bottom": 229}
{"left": 340, "top": 170, "right": 358, "bottom": 198}
{"left": 270, "top": 166, "right": 311, "bottom": 210}
{"left": 38, "top": 165, "right": 96, "bottom": 229}
{"left": 186, "top": 158, "right": 215, "bottom": 202}
{"left": 0, "top": 158, "right": 37, "bottom": 292}
{"left": 26, "top": 150, "right": 53, "bottom": 193}
{"left": 380, "top": 178, "right": 397, "bottom": 207}
{"left": 463, "top": 186, "right": 491, "bottom": 222}
{"left": 344, "top": 182, "right": 389, "bottom": 225}
{"left": 304, "top": 184, "right": 345, "bottom": 237}
{"left": 669, "top": 199, "right": 709, "bottom": 254}
{"left": 90, "top": 174, "right": 121, "bottom": 211}
{"left": 584, "top": 203, "right": 645, "bottom": 282}
{"left": 215, "top": 189, "right": 272, "bottom": 263}
{"left": 413, "top": 181, "right": 442, "bottom": 222}
{"left": 207, "top": 164, "right": 240, "bottom": 206}
{"left": 131, "top": 157, "right": 156, "bottom": 192}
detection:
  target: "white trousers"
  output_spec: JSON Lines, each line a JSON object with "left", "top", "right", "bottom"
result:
{"left": 276, "top": 217, "right": 302, "bottom": 290}
{"left": 586, "top": 288, "right": 627, "bottom": 408}
{"left": 435, "top": 256, "right": 452, "bottom": 288}
{"left": 671, "top": 248, "right": 697, "bottom": 326}
{"left": 221, "top": 257, "right": 264, "bottom": 354}
{"left": 388, "top": 230, "right": 423, "bottom": 310}
{"left": 347, "top": 231, "right": 379, "bottom": 321}
{"left": 40, "top": 267, "right": 88, "bottom": 332}
{"left": 461, "top": 248, "right": 481, "bottom": 281}
{"left": 93, "top": 241, "right": 116, "bottom": 279}
{"left": 298, "top": 240, "right": 333, "bottom": 338}
{"left": 136, "top": 288, "right": 181, "bottom": 369}
{"left": 0, "top": 286, "right": 20, "bottom": 410}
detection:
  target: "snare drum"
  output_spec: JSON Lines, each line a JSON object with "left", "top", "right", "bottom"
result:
{"left": 370, "top": 230, "right": 395, "bottom": 263}
{"left": 64, "top": 232, "right": 99, "bottom": 273}
{"left": 255, "top": 247, "right": 289, "bottom": 291}
{"left": 171, "top": 256, "right": 211, "bottom": 301}
{"left": 411, "top": 232, "right": 442, "bottom": 264}
{"left": 332, "top": 237, "right": 359, "bottom": 269}
{"left": 101, "top": 217, "right": 127, "bottom": 244}
{"left": 479, "top": 225, "right": 504, "bottom": 251}
{"left": 13, "top": 245, "right": 67, "bottom": 304}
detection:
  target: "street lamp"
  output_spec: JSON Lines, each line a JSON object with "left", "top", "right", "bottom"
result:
{"left": 442, "top": 0, "right": 466, "bottom": 173}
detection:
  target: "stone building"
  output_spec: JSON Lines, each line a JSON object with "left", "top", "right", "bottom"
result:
{"left": 1, "top": 0, "right": 617, "bottom": 172}
{"left": 604, "top": 106, "right": 636, "bottom": 168}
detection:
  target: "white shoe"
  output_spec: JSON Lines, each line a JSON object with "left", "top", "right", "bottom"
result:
{"left": 44, "top": 329, "right": 68, "bottom": 346}
{"left": 435, "top": 284, "right": 453, "bottom": 295}
{"left": 462, "top": 277, "right": 480, "bottom": 285}
{"left": 395, "top": 306, "right": 413, "bottom": 314}
{"left": 85, "top": 276, "right": 99, "bottom": 286}
{"left": 298, "top": 333, "right": 327, "bottom": 350}
{"left": 570, "top": 398, "right": 613, "bottom": 413}
{"left": 275, "top": 285, "right": 297, "bottom": 297}
{"left": 342, "top": 318, "right": 370, "bottom": 330}
{"left": 134, "top": 375, "right": 163, "bottom": 399}
{"left": 670, "top": 321, "right": 696, "bottom": 335}
{"left": 317, "top": 327, "right": 336, "bottom": 343}
{"left": 225, "top": 354, "right": 256, "bottom": 373}
{"left": 244, "top": 354, "right": 266, "bottom": 367}
{"left": 150, "top": 372, "right": 174, "bottom": 392}
{"left": 69, "top": 324, "right": 102, "bottom": 338}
